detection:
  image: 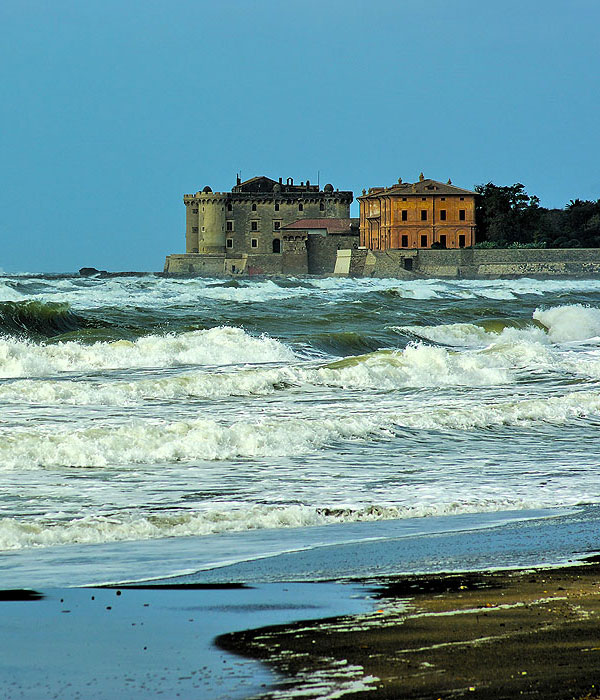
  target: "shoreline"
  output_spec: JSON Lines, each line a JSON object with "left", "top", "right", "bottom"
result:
{"left": 217, "top": 559, "right": 600, "bottom": 699}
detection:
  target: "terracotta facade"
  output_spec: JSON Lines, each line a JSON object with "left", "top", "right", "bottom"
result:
{"left": 358, "top": 175, "right": 477, "bottom": 250}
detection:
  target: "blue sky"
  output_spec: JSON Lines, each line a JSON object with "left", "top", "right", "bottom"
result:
{"left": 1, "top": 0, "right": 599, "bottom": 273}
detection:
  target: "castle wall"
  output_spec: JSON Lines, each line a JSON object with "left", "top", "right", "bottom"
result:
{"left": 307, "top": 234, "right": 359, "bottom": 274}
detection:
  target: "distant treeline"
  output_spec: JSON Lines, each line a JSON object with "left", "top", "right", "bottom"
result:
{"left": 475, "top": 183, "right": 600, "bottom": 248}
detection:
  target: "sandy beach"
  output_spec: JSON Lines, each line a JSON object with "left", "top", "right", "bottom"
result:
{"left": 218, "top": 559, "right": 600, "bottom": 699}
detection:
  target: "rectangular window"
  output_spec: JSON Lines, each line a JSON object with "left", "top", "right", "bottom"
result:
{"left": 251, "top": 238, "right": 258, "bottom": 248}
{"left": 421, "top": 210, "right": 428, "bottom": 221}
{"left": 192, "top": 226, "right": 198, "bottom": 233}
{"left": 251, "top": 221, "right": 258, "bottom": 231}
{"left": 298, "top": 203, "right": 304, "bottom": 211}
{"left": 401, "top": 235, "right": 408, "bottom": 247}
{"left": 421, "top": 197, "right": 427, "bottom": 201}
{"left": 460, "top": 197, "right": 465, "bottom": 201}
{"left": 273, "top": 221, "right": 281, "bottom": 230}
{"left": 459, "top": 209, "right": 466, "bottom": 221}
{"left": 226, "top": 238, "right": 233, "bottom": 248}
{"left": 459, "top": 234, "right": 466, "bottom": 248}
{"left": 191, "top": 208, "right": 198, "bottom": 214}
{"left": 401, "top": 210, "right": 408, "bottom": 221}
{"left": 226, "top": 220, "right": 233, "bottom": 231}
{"left": 227, "top": 203, "right": 232, "bottom": 211}
{"left": 275, "top": 202, "right": 280, "bottom": 211}
{"left": 420, "top": 234, "right": 428, "bottom": 247}
{"left": 440, "top": 197, "right": 446, "bottom": 201}
{"left": 440, "top": 209, "right": 447, "bottom": 221}
{"left": 402, "top": 197, "right": 407, "bottom": 201}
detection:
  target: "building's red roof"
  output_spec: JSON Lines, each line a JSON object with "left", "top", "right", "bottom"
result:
{"left": 281, "top": 218, "right": 359, "bottom": 234}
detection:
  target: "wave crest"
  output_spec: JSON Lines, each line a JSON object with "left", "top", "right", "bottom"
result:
{"left": 0, "top": 326, "right": 295, "bottom": 378}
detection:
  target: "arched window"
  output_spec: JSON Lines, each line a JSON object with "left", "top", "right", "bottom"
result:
{"left": 272, "top": 238, "right": 281, "bottom": 253}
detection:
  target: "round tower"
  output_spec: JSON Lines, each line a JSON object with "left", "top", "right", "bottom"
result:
{"left": 198, "top": 188, "right": 226, "bottom": 254}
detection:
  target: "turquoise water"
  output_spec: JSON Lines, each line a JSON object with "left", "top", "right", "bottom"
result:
{"left": 2, "top": 274, "right": 600, "bottom": 584}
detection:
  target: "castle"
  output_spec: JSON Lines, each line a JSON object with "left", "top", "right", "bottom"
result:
{"left": 163, "top": 176, "right": 356, "bottom": 276}
{"left": 163, "top": 173, "right": 478, "bottom": 276}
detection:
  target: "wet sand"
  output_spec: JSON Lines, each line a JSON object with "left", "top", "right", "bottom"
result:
{"left": 217, "top": 559, "right": 600, "bottom": 699}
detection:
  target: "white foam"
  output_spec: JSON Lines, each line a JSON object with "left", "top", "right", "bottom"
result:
{"left": 3, "top": 387, "right": 600, "bottom": 473}
{"left": 0, "top": 344, "right": 514, "bottom": 406}
{"left": 533, "top": 304, "right": 600, "bottom": 342}
{"left": 396, "top": 389, "right": 600, "bottom": 431}
{"left": 0, "top": 500, "right": 567, "bottom": 551}
{"left": 0, "top": 282, "right": 25, "bottom": 302}
{"left": 0, "top": 326, "right": 295, "bottom": 378}
{"left": 315, "top": 345, "right": 511, "bottom": 388}
{"left": 0, "top": 413, "right": 389, "bottom": 470}
{"left": 397, "top": 322, "right": 548, "bottom": 348}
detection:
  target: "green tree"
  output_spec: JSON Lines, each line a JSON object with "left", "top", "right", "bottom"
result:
{"left": 475, "top": 183, "right": 541, "bottom": 245}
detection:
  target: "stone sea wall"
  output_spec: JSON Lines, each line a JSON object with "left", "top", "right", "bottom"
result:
{"left": 337, "top": 248, "right": 600, "bottom": 279}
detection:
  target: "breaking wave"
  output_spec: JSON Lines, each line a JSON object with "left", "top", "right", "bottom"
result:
{"left": 0, "top": 500, "right": 569, "bottom": 551}
{"left": 3, "top": 389, "right": 600, "bottom": 470}
{"left": 399, "top": 304, "right": 600, "bottom": 349}
{"left": 533, "top": 304, "right": 600, "bottom": 342}
{"left": 0, "top": 326, "right": 295, "bottom": 378}
{"left": 0, "top": 300, "right": 100, "bottom": 338}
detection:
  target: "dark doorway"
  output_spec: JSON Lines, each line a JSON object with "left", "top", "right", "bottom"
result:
{"left": 401, "top": 235, "right": 408, "bottom": 248}
{"left": 420, "top": 234, "right": 428, "bottom": 247}
{"left": 439, "top": 235, "right": 447, "bottom": 248}
{"left": 272, "top": 238, "right": 281, "bottom": 253}
{"left": 404, "top": 258, "right": 413, "bottom": 271}
{"left": 459, "top": 235, "right": 466, "bottom": 248}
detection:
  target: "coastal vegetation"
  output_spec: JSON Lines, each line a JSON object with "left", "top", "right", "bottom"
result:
{"left": 475, "top": 182, "right": 600, "bottom": 248}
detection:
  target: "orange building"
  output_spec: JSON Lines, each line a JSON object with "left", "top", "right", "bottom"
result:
{"left": 358, "top": 174, "right": 477, "bottom": 250}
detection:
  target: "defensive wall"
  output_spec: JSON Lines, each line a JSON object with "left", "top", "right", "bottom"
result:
{"left": 334, "top": 248, "right": 600, "bottom": 279}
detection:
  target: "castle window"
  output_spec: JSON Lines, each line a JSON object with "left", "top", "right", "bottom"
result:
{"left": 460, "top": 197, "right": 465, "bottom": 201}
{"left": 440, "top": 210, "right": 447, "bottom": 221}
{"left": 402, "top": 197, "right": 407, "bottom": 201}
{"left": 275, "top": 202, "right": 280, "bottom": 211}
{"left": 441, "top": 197, "right": 446, "bottom": 201}
{"left": 298, "top": 203, "right": 304, "bottom": 211}
{"left": 401, "top": 210, "right": 408, "bottom": 221}
{"left": 420, "top": 234, "right": 428, "bottom": 247}
{"left": 226, "top": 238, "right": 233, "bottom": 248}
{"left": 192, "top": 226, "right": 198, "bottom": 233}
{"left": 227, "top": 203, "right": 232, "bottom": 211}
{"left": 320, "top": 201, "right": 325, "bottom": 211}
{"left": 226, "top": 220, "right": 234, "bottom": 231}
{"left": 191, "top": 208, "right": 198, "bottom": 214}
{"left": 272, "top": 238, "right": 281, "bottom": 253}
{"left": 459, "top": 234, "right": 466, "bottom": 248}
{"left": 420, "top": 210, "right": 427, "bottom": 221}
{"left": 201, "top": 226, "right": 205, "bottom": 232}
{"left": 252, "top": 203, "right": 257, "bottom": 211}
{"left": 459, "top": 209, "right": 466, "bottom": 221}
{"left": 251, "top": 238, "right": 258, "bottom": 248}
{"left": 274, "top": 221, "right": 281, "bottom": 230}
{"left": 421, "top": 197, "right": 427, "bottom": 201}
{"left": 401, "top": 235, "right": 408, "bottom": 247}
{"left": 251, "top": 221, "right": 258, "bottom": 231}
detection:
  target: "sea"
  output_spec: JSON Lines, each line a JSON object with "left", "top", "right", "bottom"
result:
{"left": 1, "top": 272, "right": 600, "bottom": 588}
